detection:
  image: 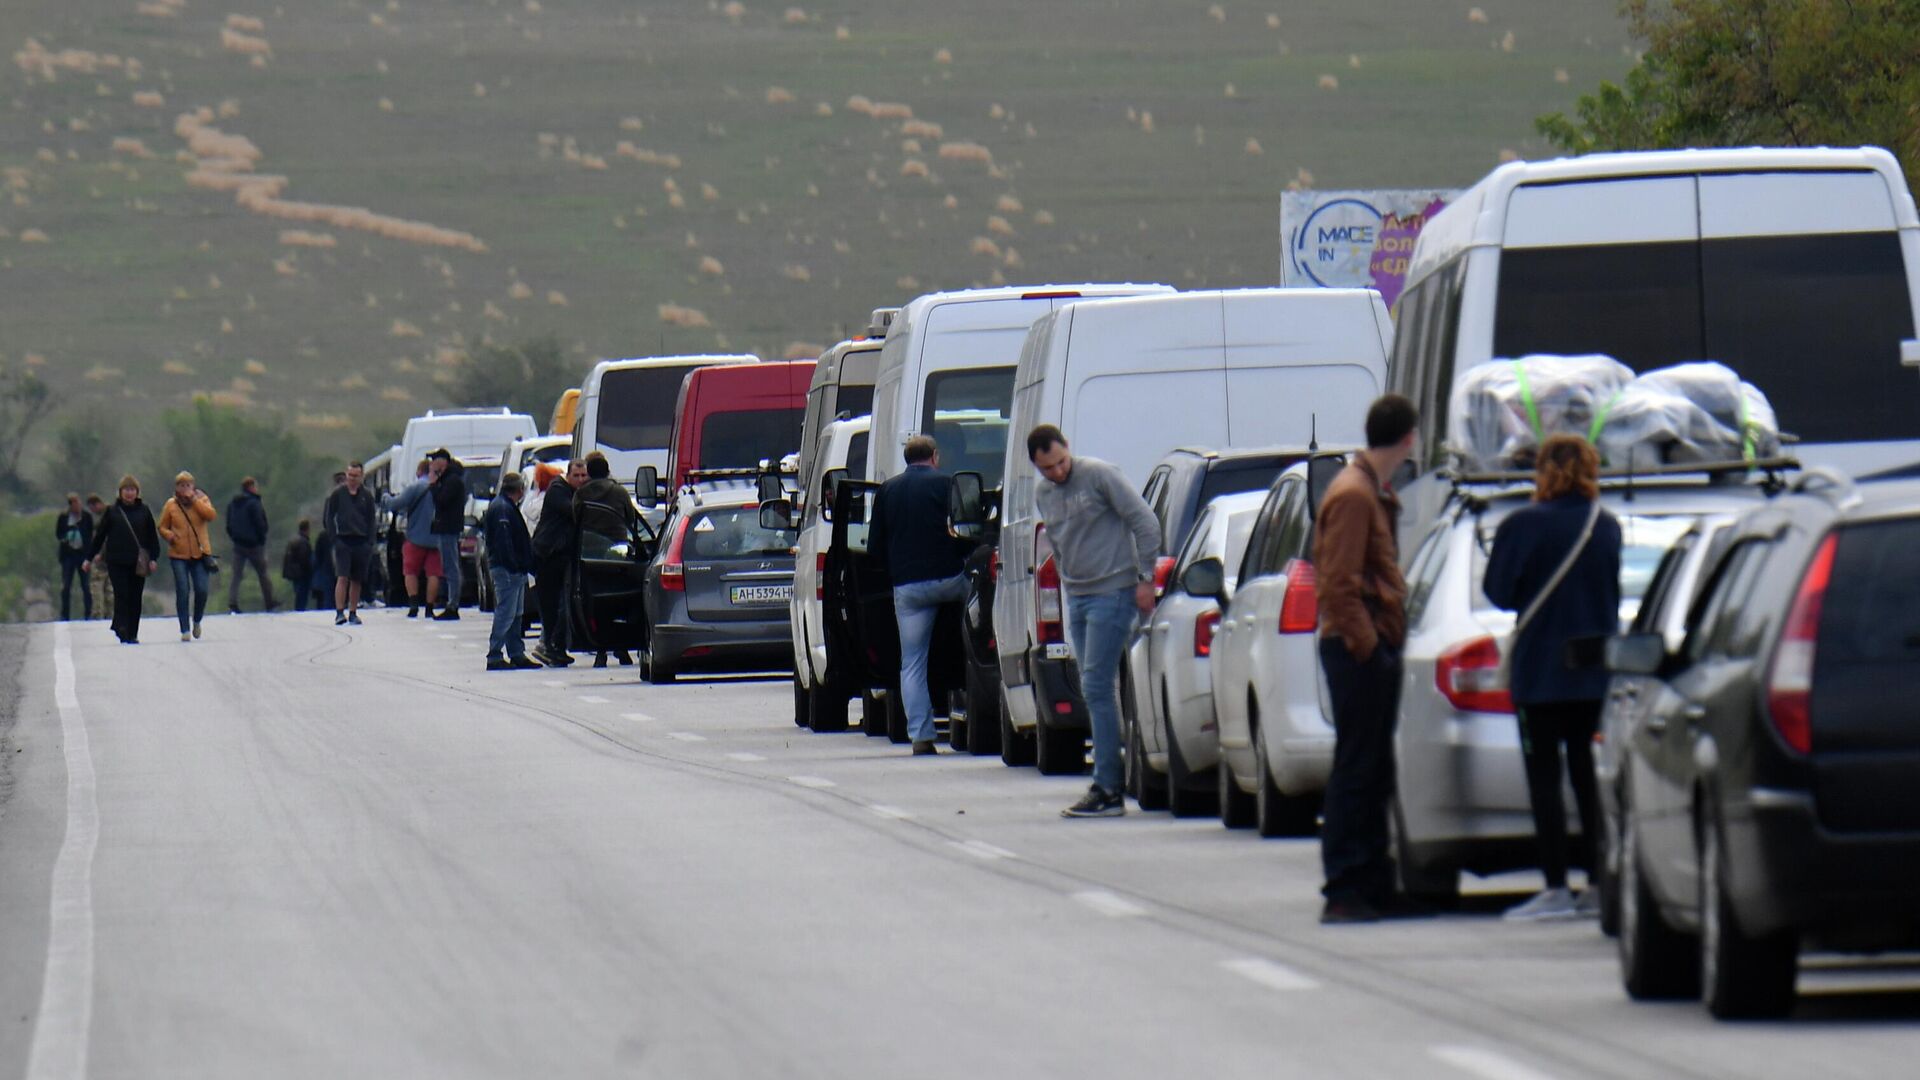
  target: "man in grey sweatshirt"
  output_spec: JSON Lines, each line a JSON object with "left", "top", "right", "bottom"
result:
{"left": 1028, "top": 424, "right": 1161, "bottom": 818}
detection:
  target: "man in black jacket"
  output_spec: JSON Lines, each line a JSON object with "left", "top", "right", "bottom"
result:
{"left": 482, "top": 471, "right": 540, "bottom": 671}
{"left": 428, "top": 449, "right": 467, "bottom": 620}
{"left": 572, "top": 452, "right": 637, "bottom": 668}
{"left": 55, "top": 492, "right": 94, "bottom": 620}
{"left": 225, "top": 477, "right": 278, "bottom": 614}
{"left": 530, "top": 458, "right": 586, "bottom": 667}
{"left": 869, "top": 434, "right": 972, "bottom": 755}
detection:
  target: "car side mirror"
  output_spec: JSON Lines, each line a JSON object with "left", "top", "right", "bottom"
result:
{"left": 1604, "top": 633, "right": 1669, "bottom": 677}
{"left": 634, "top": 466, "right": 659, "bottom": 509}
{"left": 760, "top": 499, "right": 796, "bottom": 532}
{"left": 1181, "top": 557, "right": 1226, "bottom": 603}
{"left": 949, "top": 471, "right": 987, "bottom": 527}
{"left": 1307, "top": 454, "right": 1346, "bottom": 521}
{"left": 820, "top": 468, "right": 846, "bottom": 522}
{"left": 757, "top": 472, "right": 785, "bottom": 505}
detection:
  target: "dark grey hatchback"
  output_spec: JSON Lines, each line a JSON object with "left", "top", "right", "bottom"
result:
{"left": 641, "top": 487, "right": 798, "bottom": 684}
{"left": 1608, "top": 472, "right": 1920, "bottom": 1019}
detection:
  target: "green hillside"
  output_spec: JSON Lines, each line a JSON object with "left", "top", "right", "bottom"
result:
{"left": 3, "top": 0, "right": 1632, "bottom": 475}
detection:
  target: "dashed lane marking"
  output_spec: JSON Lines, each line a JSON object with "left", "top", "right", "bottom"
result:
{"left": 620, "top": 712, "right": 656, "bottom": 723}
{"left": 577, "top": 695, "right": 609, "bottom": 704}
{"left": 1220, "top": 957, "right": 1319, "bottom": 992}
{"left": 948, "top": 839, "right": 1018, "bottom": 861}
{"left": 1429, "top": 1045, "right": 1561, "bottom": 1080}
{"left": 541, "top": 680, "right": 567, "bottom": 688}
{"left": 788, "top": 775, "right": 836, "bottom": 789}
{"left": 27, "top": 624, "right": 99, "bottom": 1080}
{"left": 1072, "top": 890, "right": 1148, "bottom": 918}
{"left": 667, "top": 732, "right": 706, "bottom": 742}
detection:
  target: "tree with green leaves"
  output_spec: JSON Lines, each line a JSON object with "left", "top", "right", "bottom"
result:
{"left": 0, "top": 365, "right": 56, "bottom": 500}
{"left": 1538, "top": 0, "right": 1920, "bottom": 190}
{"left": 448, "top": 335, "right": 581, "bottom": 421}
{"left": 44, "top": 411, "right": 119, "bottom": 501}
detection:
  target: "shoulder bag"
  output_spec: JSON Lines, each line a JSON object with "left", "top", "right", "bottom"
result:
{"left": 120, "top": 505, "right": 154, "bottom": 578}
{"left": 1496, "top": 499, "right": 1603, "bottom": 690}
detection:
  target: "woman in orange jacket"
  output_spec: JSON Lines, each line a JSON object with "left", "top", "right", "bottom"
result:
{"left": 157, "top": 470, "right": 218, "bottom": 642}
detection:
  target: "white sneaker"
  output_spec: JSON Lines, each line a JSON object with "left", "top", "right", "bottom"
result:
{"left": 1503, "top": 887, "right": 1578, "bottom": 922}
{"left": 180, "top": 632, "right": 192, "bottom": 642}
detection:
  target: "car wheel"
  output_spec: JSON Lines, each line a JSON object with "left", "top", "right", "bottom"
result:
{"left": 807, "top": 677, "right": 850, "bottom": 733}
{"left": 477, "top": 560, "right": 495, "bottom": 613}
{"left": 998, "top": 684, "right": 1036, "bottom": 767}
{"left": 642, "top": 649, "right": 676, "bottom": 685}
{"left": 886, "top": 687, "right": 909, "bottom": 744}
{"left": 1701, "top": 818, "right": 1797, "bottom": 1019}
{"left": 1218, "top": 758, "right": 1256, "bottom": 829}
{"left": 1618, "top": 805, "right": 1700, "bottom": 1001}
{"left": 1124, "top": 672, "right": 1168, "bottom": 811}
{"left": 862, "top": 691, "right": 890, "bottom": 737}
{"left": 1034, "top": 716, "right": 1087, "bottom": 776}
{"left": 1165, "top": 697, "right": 1214, "bottom": 817}
{"left": 964, "top": 661, "right": 1003, "bottom": 757}
{"left": 1389, "top": 797, "right": 1460, "bottom": 906}
{"left": 1254, "top": 715, "right": 1318, "bottom": 838}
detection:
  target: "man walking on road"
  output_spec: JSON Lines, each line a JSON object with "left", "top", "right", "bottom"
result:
{"left": 56, "top": 492, "right": 94, "bottom": 621}
{"left": 482, "top": 471, "right": 540, "bottom": 671}
{"left": 381, "top": 458, "right": 444, "bottom": 618}
{"left": 530, "top": 458, "right": 586, "bottom": 667}
{"left": 428, "top": 449, "right": 468, "bottom": 621}
{"left": 225, "top": 477, "right": 278, "bottom": 614}
{"left": 324, "top": 462, "right": 379, "bottom": 626}
{"left": 1027, "top": 425, "right": 1160, "bottom": 817}
{"left": 868, "top": 434, "right": 971, "bottom": 756}
{"left": 1312, "top": 394, "right": 1417, "bottom": 924}
{"left": 85, "top": 493, "right": 112, "bottom": 618}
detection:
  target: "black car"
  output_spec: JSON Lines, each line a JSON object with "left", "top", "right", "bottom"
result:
{"left": 640, "top": 487, "right": 799, "bottom": 684}
{"left": 1608, "top": 472, "right": 1920, "bottom": 1019}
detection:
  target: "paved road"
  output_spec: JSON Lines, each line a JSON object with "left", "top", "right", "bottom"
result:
{"left": 1, "top": 612, "right": 1915, "bottom": 1078}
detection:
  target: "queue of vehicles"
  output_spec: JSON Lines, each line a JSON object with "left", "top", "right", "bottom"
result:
{"left": 353, "top": 145, "right": 1920, "bottom": 1021}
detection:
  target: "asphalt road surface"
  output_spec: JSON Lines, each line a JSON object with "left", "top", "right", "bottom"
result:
{"left": 1, "top": 612, "right": 1916, "bottom": 1079}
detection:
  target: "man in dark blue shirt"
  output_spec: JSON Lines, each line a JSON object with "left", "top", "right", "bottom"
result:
{"left": 482, "top": 471, "right": 540, "bottom": 671}
{"left": 868, "top": 434, "right": 969, "bottom": 755}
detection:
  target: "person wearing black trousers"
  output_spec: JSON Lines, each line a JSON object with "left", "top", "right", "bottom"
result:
{"left": 529, "top": 458, "right": 585, "bottom": 667}
{"left": 55, "top": 492, "right": 95, "bottom": 620}
{"left": 84, "top": 475, "right": 161, "bottom": 643}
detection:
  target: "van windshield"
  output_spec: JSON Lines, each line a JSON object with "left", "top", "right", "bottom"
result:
{"left": 1492, "top": 232, "right": 1917, "bottom": 444}
{"left": 833, "top": 384, "right": 874, "bottom": 421}
{"left": 598, "top": 365, "right": 699, "bottom": 450}
{"left": 698, "top": 408, "right": 806, "bottom": 472}
{"left": 922, "top": 366, "right": 1015, "bottom": 486}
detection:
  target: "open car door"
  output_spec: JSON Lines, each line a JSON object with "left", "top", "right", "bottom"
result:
{"left": 569, "top": 497, "right": 658, "bottom": 653}
{"left": 822, "top": 479, "right": 899, "bottom": 693}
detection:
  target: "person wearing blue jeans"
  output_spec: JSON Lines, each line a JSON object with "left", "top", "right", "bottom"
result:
{"left": 868, "top": 434, "right": 975, "bottom": 755}
{"left": 1028, "top": 424, "right": 1161, "bottom": 818}
{"left": 481, "top": 471, "right": 540, "bottom": 670}
{"left": 170, "top": 556, "right": 211, "bottom": 639}
{"left": 427, "top": 450, "right": 468, "bottom": 620}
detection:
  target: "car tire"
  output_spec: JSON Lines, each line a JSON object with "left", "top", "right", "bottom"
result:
{"left": 1165, "top": 702, "right": 1214, "bottom": 818}
{"left": 1254, "top": 715, "right": 1318, "bottom": 838}
{"left": 1123, "top": 671, "right": 1168, "bottom": 811}
{"left": 807, "top": 677, "right": 850, "bottom": 733}
{"left": 1701, "top": 819, "right": 1798, "bottom": 1019}
{"left": 1034, "top": 717, "right": 1087, "bottom": 776}
{"left": 998, "top": 684, "right": 1036, "bottom": 767}
{"left": 964, "top": 661, "right": 1003, "bottom": 757}
{"left": 886, "top": 687, "right": 909, "bottom": 744}
{"left": 1389, "top": 797, "right": 1461, "bottom": 906}
{"left": 862, "top": 691, "right": 889, "bottom": 737}
{"left": 1219, "top": 758, "right": 1256, "bottom": 829}
{"left": 642, "top": 649, "right": 676, "bottom": 685}
{"left": 1618, "top": 807, "right": 1700, "bottom": 1001}
{"left": 477, "top": 559, "right": 495, "bottom": 613}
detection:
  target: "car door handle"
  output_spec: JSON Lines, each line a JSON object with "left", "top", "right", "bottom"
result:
{"left": 1680, "top": 702, "right": 1707, "bottom": 724}
{"left": 1611, "top": 685, "right": 1639, "bottom": 704}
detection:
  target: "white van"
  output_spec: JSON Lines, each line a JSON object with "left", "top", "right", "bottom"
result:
{"left": 866, "top": 284, "right": 1173, "bottom": 487}
{"left": 573, "top": 354, "right": 758, "bottom": 486}
{"left": 789, "top": 416, "right": 871, "bottom": 729}
{"left": 396, "top": 409, "right": 538, "bottom": 494}
{"left": 1390, "top": 147, "right": 1920, "bottom": 541}
{"left": 990, "top": 289, "right": 1392, "bottom": 764}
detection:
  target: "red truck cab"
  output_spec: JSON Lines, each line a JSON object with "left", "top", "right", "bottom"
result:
{"left": 666, "top": 360, "right": 816, "bottom": 492}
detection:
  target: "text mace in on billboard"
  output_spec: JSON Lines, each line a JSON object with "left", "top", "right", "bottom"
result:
{"left": 1279, "top": 189, "right": 1459, "bottom": 308}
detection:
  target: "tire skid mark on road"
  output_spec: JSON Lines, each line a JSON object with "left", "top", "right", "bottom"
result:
{"left": 1430, "top": 1044, "right": 1562, "bottom": 1080}
{"left": 26, "top": 624, "right": 99, "bottom": 1080}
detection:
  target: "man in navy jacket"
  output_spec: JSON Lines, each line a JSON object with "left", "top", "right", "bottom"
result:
{"left": 482, "top": 471, "right": 539, "bottom": 671}
{"left": 868, "top": 434, "right": 973, "bottom": 755}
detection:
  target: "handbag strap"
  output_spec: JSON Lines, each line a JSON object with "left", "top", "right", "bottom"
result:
{"left": 1513, "top": 499, "right": 1602, "bottom": 641}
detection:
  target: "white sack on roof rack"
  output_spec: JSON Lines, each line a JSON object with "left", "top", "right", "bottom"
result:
{"left": 1451, "top": 354, "right": 1633, "bottom": 469}
{"left": 1594, "top": 362, "right": 1780, "bottom": 468}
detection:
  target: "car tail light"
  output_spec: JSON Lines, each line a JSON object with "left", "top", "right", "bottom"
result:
{"left": 1021, "top": 290, "right": 1082, "bottom": 299}
{"left": 1278, "top": 559, "right": 1318, "bottom": 634}
{"left": 1195, "top": 610, "right": 1221, "bottom": 657}
{"left": 661, "top": 517, "right": 690, "bottom": 591}
{"left": 815, "top": 551, "right": 826, "bottom": 601}
{"left": 1035, "top": 525, "right": 1063, "bottom": 645}
{"left": 459, "top": 537, "right": 478, "bottom": 557}
{"left": 1435, "top": 635, "right": 1513, "bottom": 714}
{"left": 1766, "top": 532, "right": 1835, "bottom": 755}
{"left": 990, "top": 549, "right": 1000, "bottom": 582}
{"left": 1152, "top": 556, "right": 1176, "bottom": 599}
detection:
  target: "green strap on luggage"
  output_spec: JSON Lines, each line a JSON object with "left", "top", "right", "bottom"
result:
{"left": 1513, "top": 361, "right": 1543, "bottom": 442}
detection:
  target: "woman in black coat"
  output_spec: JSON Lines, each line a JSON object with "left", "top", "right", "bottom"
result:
{"left": 1483, "top": 434, "right": 1623, "bottom": 923}
{"left": 84, "top": 474, "right": 162, "bottom": 644}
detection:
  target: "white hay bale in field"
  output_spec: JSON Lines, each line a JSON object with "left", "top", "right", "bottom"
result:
{"left": 1266, "top": 13, "right": 1280, "bottom": 29}
{"left": 163, "top": 360, "right": 193, "bottom": 376}
{"left": 900, "top": 159, "right": 929, "bottom": 179}
{"left": 988, "top": 103, "right": 1006, "bottom": 120}
{"left": 986, "top": 215, "right": 1016, "bottom": 238}
{"left": 722, "top": 1, "right": 746, "bottom": 24}
{"left": 782, "top": 264, "right": 811, "bottom": 282}
{"left": 668, "top": 191, "right": 686, "bottom": 209}
{"left": 697, "top": 255, "right": 724, "bottom": 276}
{"left": 970, "top": 236, "right": 1001, "bottom": 258}
{"left": 938, "top": 141, "right": 992, "bottom": 165}
{"left": 1468, "top": 7, "right": 1489, "bottom": 24}
{"left": 934, "top": 48, "right": 952, "bottom": 65}
{"left": 1244, "top": 137, "right": 1264, "bottom": 155}
{"left": 508, "top": 281, "right": 533, "bottom": 300}
{"left": 835, "top": 25, "right": 850, "bottom": 41}
{"left": 1501, "top": 30, "right": 1516, "bottom": 52}
{"left": 901, "top": 139, "right": 922, "bottom": 154}
{"left": 870, "top": 102, "right": 913, "bottom": 121}
{"left": 244, "top": 359, "right": 267, "bottom": 375}
{"left": 390, "top": 319, "right": 423, "bottom": 337}
{"left": 226, "top": 14, "right": 265, "bottom": 32}
{"left": 1318, "top": 74, "right": 1339, "bottom": 90}
{"left": 846, "top": 94, "right": 875, "bottom": 115}
{"left": 896, "top": 275, "right": 919, "bottom": 290}
{"left": 619, "top": 116, "right": 644, "bottom": 131}
{"left": 132, "top": 90, "right": 165, "bottom": 108}
{"left": 1208, "top": 4, "right": 1226, "bottom": 22}
{"left": 1002, "top": 247, "right": 1022, "bottom": 268}
{"left": 901, "top": 119, "right": 943, "bottom": 139}
{"left": 379, "top": 97, "right": 394, "bottom": 112}
{"left": 995, "top": 194, "right": 1023, "bottom": 213}
{"left": 112, "top": 137, "right": 155, "bottom": 159}
{"left": 658, "top": 303, "right": 711, "bottom": 328}
{"left": 943, "top": 193, "right": 959, "bottom": 210}
{"left": 1139, "top": 111, "right": 1154, "bottom": 133}
{"left": 784, "top": 7, "right": 808, "bottom": 24}
{"left": 766, "top": 86, "right": 795, "bottom": 105}
{"left": 700, "top": 181, "right": 719, "bottom": 201}
{"left": 221, "top": 29, "right": 272, "bottom": 57}
{"left": 279, "top": 229, "right": 335, "bottom": 247}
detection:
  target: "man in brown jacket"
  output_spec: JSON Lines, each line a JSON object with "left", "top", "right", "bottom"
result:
{"left": 1312, "top": 393, "right": 1417, "bottom": 923}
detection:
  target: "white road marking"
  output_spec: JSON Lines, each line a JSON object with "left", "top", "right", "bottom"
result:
{"left": 866, "top": 804, "right": 913, "bottom": 820}
{"left": 620, "top": 712, "right": 656, "bottom": 723}
{"left": 576, "top": 695, "right": 609, "bottom": 704}
{"left": 948, "top": 839, "right": 1018, "bottom": 861}
{"left": 1072, "top": 890, "right": 1147, "bottom": 918}
{"left": 788, "top": 775, "right": 836, "bottom": 789}
{"left": 725, "top": 752, "right": 766, "bottom": 762}
{"left": 667, "top": 732, "right": 707, "bottom": 742}
{"left": 1430, "top": 1045, "right": 1561, "bottom": 1080}
{"left": 27, "top": 625, "right": 99, "bottom": 1080}
{"left": 541, "top": 680, "right": 567, "bottom": 688}
{"left": 438, "top": 634, "right": 458, "bottom": 640}
{"left": 1220, "top": 957, "right": 1319, "bottom": 992}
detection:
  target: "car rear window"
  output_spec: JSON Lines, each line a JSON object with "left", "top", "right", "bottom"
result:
{"left": 684, "top": 507, "right": 794, "bottom": 559}
{"left": 846, "top": 432, "right": 869, "bottom": 481}
{"left": 698, "top": 407, "right": 805, "bottom": 471}
{"left": 464, "top": 466, "right": 500, "bottom": 500}
{"left": 1197, "top": 462, "right": 1292, "bottom": 508}
{"left": 922, "top": 366, "right": 1015, "bottom": 487}
{"left": 598, "top": 365, "right": 699, "bottom": 451}
{"left": 1472, "top": 512, "right": 1695, "bottom": 616}
{"left": 1816, "top": 517, "right": 1920, "bottom": 663}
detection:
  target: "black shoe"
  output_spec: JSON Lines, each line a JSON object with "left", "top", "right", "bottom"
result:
{"left": 550, "top": 651, "right": 575, "bottom": 667}
{"left": 264, "top": 600, "right": 280, "bottom": 612}
{"left": 486, "top": 657, "right": 512, "bottom": 671}
{"left": 407, "top": 606, "right": 419, "bottom": 618}
{"left": 334, "top": 611, "right": 348, "bottom": 626}
{"left": 432, "top": 609, "right": 460, "bottom": 621}
{"left": 1061, "top": 785, "right": 1125, "bottom": 818}
{"left": 1319, "top": 897, "right": 1384, "bottom": 925}
{"left": 911, "top": 740, "right": 938, "bottom": 756}
{"left": 510, "top": 655, "right": 542, "bottom": 670}
{"left": 615, "top": 650, "right": 634, "bottom": 666}
{"left": 348, "top": 612, "right": 363, "bottom": 626}
{"left": 228, "top": 607, "right": 242, "bottom": 616}
{"left": 593, "top": 653, "right": 609, "bottom": 669}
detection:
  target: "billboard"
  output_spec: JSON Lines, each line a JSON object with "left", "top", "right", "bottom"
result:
{"left": 1280, "top": 189, "right": 1458, "bottom": 309}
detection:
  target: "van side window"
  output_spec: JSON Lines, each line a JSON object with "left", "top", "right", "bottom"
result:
{"left": 1682, "top": 542, "right": 1755, "bottom": 663}
{"left": 1252, "top": 480, "right": 1303, "bottom": 577}
{"left": 1272, "top": 482, "right": 1312, "bottom": 564}
{"left": 1388, "top": 258, "right": 1468, "bottom": 470}
{"left": 1629, "top": 533, "right": 1694, "bottom": 636}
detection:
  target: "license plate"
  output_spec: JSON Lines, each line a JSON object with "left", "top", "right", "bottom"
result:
{"left": 1044, "top": 642, "right": 1073, "bottom": 660}
{"left": 729, "top": 584, "right": 792, "bottom": 604}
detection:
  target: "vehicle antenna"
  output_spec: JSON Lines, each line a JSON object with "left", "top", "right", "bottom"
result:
{"left": 1308, "top": 413, "right": 1319, "bottom": 453}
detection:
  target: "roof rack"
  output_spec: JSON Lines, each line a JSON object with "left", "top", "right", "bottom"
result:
{"left": 1447, "top": 455, "right": 1800, "bottom": 488}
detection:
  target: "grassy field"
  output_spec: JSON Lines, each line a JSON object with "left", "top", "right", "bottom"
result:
{"left": 2, "top": 0, "right": 1632, "bottom": 473}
